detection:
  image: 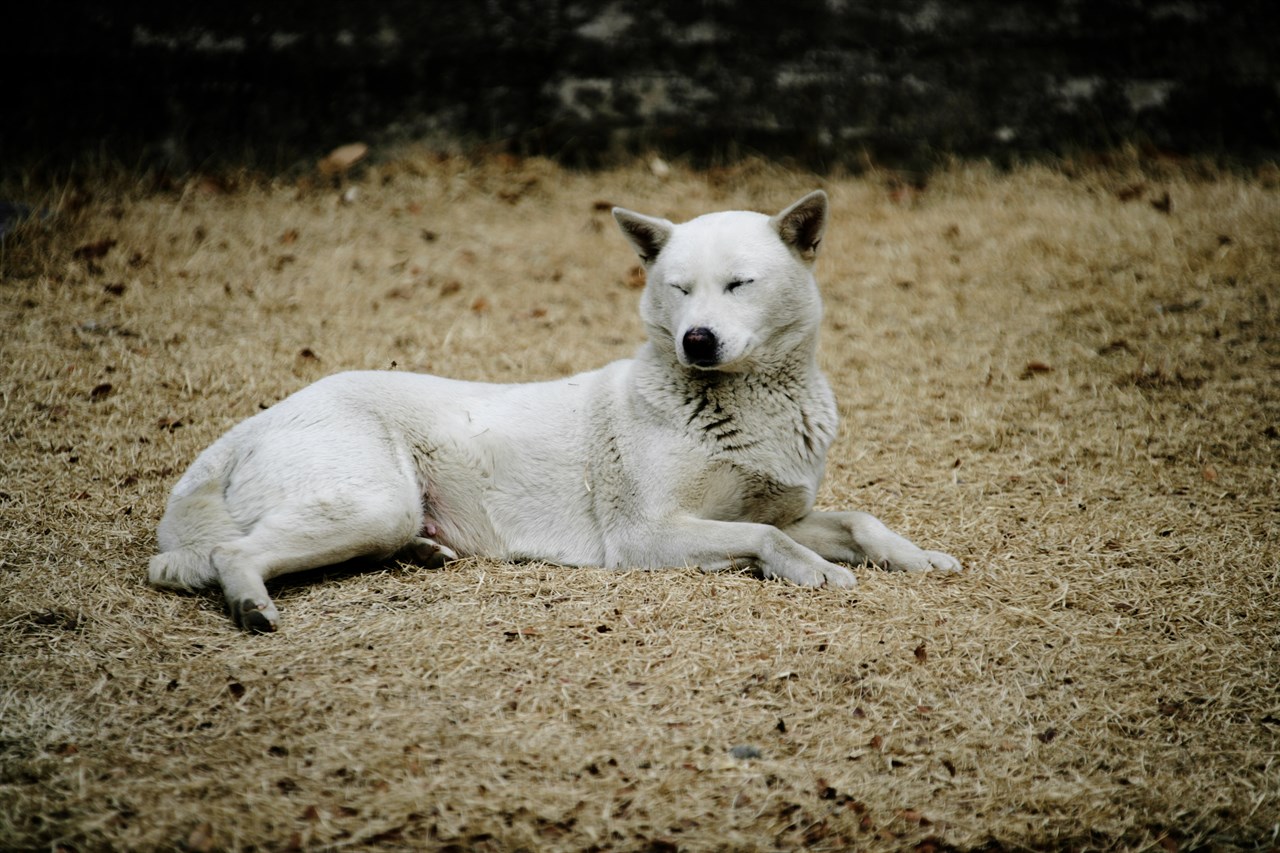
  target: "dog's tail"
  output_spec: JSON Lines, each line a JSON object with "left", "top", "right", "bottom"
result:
{"left": 148, "top": 450, "right": 243, "bottom": 591}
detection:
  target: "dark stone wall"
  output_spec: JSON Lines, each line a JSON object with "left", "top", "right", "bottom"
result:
{"left": 3, "top": 1, "right": 1277, "bottom": 175}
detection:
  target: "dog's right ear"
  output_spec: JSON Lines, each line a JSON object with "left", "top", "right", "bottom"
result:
{"left": 613, "top": 208, "right": 674, "bottom": 265}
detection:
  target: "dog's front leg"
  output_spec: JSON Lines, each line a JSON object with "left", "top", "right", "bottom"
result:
{"left": 782, "top": 511, "right": 962, "bottom": 573}
{"left": 623, "top": 518, "right": 857, "bottom": 588}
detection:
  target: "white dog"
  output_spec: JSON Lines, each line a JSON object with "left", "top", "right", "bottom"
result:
{"left": 150, "top": 191, "right": 960, "bottom": 630}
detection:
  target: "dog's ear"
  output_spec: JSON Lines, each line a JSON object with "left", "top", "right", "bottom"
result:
{"left": 771, "top": 190, "right": 828, "bottom": 262}
{"left": 613, "top": 208, "right": 674, "bottom": 265}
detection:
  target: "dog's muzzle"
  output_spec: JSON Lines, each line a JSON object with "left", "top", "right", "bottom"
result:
{"left": 682, "top": 327, "right": 720, "bottom": 368}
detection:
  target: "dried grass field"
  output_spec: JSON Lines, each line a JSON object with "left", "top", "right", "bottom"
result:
{"left": 2, "top": 151, "right": 1278, "bottom": 851}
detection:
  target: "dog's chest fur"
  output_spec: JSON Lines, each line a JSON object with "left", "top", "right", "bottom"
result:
{"left": 628, "top": 358, "right": 838, "bottom": 527}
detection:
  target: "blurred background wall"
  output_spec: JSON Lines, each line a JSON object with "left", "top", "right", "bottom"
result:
{"left": 3, "top": 0, "right": 1277, "bottom": 174}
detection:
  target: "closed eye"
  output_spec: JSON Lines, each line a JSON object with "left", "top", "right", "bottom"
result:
{"left": 670, "top": 283, "right": 690, "bottom": 295}
{"left": 726, "top": 278, "right": 754, "bottom": 293}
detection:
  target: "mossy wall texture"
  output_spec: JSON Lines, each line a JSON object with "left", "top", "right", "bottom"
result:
{"left": 4, "top": 1, "right": 1277, "bottom": 170}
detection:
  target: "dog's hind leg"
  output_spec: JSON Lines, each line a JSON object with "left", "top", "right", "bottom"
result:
{"left": 211, "top": 495, "right": 420, "bottom": 632}
{"left": 150, "top": 477, "right": 242, "bottom": 591}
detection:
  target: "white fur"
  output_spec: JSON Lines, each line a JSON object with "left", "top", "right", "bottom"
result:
{"left": 150, "top": 191, "right": 961, "bottom": 630}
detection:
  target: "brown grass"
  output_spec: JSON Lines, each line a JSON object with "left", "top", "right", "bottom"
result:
{"left": 2, "top": 150, "right": 1278, "bottom": 851}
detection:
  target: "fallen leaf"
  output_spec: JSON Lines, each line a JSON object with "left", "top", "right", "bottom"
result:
{"left": 914, "top": 642, "right": 928, "bottom": 663}
{"left": 187, "top": 822, "right": 215, "bottom": 853}
{"left": 1201, "top": 465, "right": 1218, "bottom": 482}
{"left": 1036, "top": 727, "right": 1058, "bottom": 743}
{"left": 318, "top": 142, "right": 369, "bottom": 176}
{"left": 89, "top": 382, "right": 113, "bottom": 402}
{"left": 72, "top": 238, "right": 117, "bottom": 260}
{"left": 1116, "top": 183, "right": 1146, "bottom": 202}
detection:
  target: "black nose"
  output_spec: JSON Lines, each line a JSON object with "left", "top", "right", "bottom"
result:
{"left": 682, "top": 327, "right": 719, "bottom": 367}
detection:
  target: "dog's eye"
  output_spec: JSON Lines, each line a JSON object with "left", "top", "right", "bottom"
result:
{"left": 670, "top": 284, "right": 690, "bottom": 296}
{"left": 726, "top": 278, "right": 754, "bottom": 293}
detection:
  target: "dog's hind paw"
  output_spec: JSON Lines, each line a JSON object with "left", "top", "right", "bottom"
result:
{"left": 405, "top": 536, "right": 459, "bottom": 570}
{"left": 234, "top": 598, "right": 279, "bottom": 633}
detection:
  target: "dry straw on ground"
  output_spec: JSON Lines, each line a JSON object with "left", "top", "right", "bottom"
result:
{"left": 1, "top": 150, "right": 1277, "bottom": 851}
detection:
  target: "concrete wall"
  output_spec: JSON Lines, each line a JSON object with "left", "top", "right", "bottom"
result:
{"left": 3, "top": 1, "right": 1277, "bottom": 172}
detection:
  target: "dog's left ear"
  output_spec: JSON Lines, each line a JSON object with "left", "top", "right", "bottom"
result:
{"left": 771, "top": 190, "right": 828, "bottom": 263}
{"left": 613, "top": 208, "right": 675, "bottom": 265}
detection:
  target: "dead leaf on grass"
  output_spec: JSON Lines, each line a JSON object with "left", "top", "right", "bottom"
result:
{"left": 318, "top": 142, "right": 368, "bottom": 176}
{"left": 72, "top": 238, "right": 117, "bottom": 260}
{"left": 187, "top": 822, "right": 215, "bottom": 853}
{"left": 1116, "top": 183, "right": 1146, "bottom": 202}
{"left": 1019, "top": 361, "right": 1053, "bottom": 379}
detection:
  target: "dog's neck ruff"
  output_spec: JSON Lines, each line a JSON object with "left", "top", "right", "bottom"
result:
{"left": 631, "top": 342, "right": 837, "bottom": 464}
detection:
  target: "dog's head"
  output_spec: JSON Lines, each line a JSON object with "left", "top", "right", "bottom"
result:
{"left": 613, "top": 191, "right": 828, "bottom": 372}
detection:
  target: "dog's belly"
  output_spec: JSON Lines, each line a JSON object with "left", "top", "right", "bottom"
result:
{"left": 393, "top": 371, "right": 611, "bottom": 566}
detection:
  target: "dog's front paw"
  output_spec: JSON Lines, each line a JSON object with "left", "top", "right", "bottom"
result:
{"left": 879, "top": 545, "right": 962, "bottom": 573}
{"left": 817, "top": 561, "right": 858, "bottom": 589}
{"left": 764, "top": 558, "right": 857, "bottom": 588}
{"left": 922, "top": 549, "right": 962, "bottom": 572}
